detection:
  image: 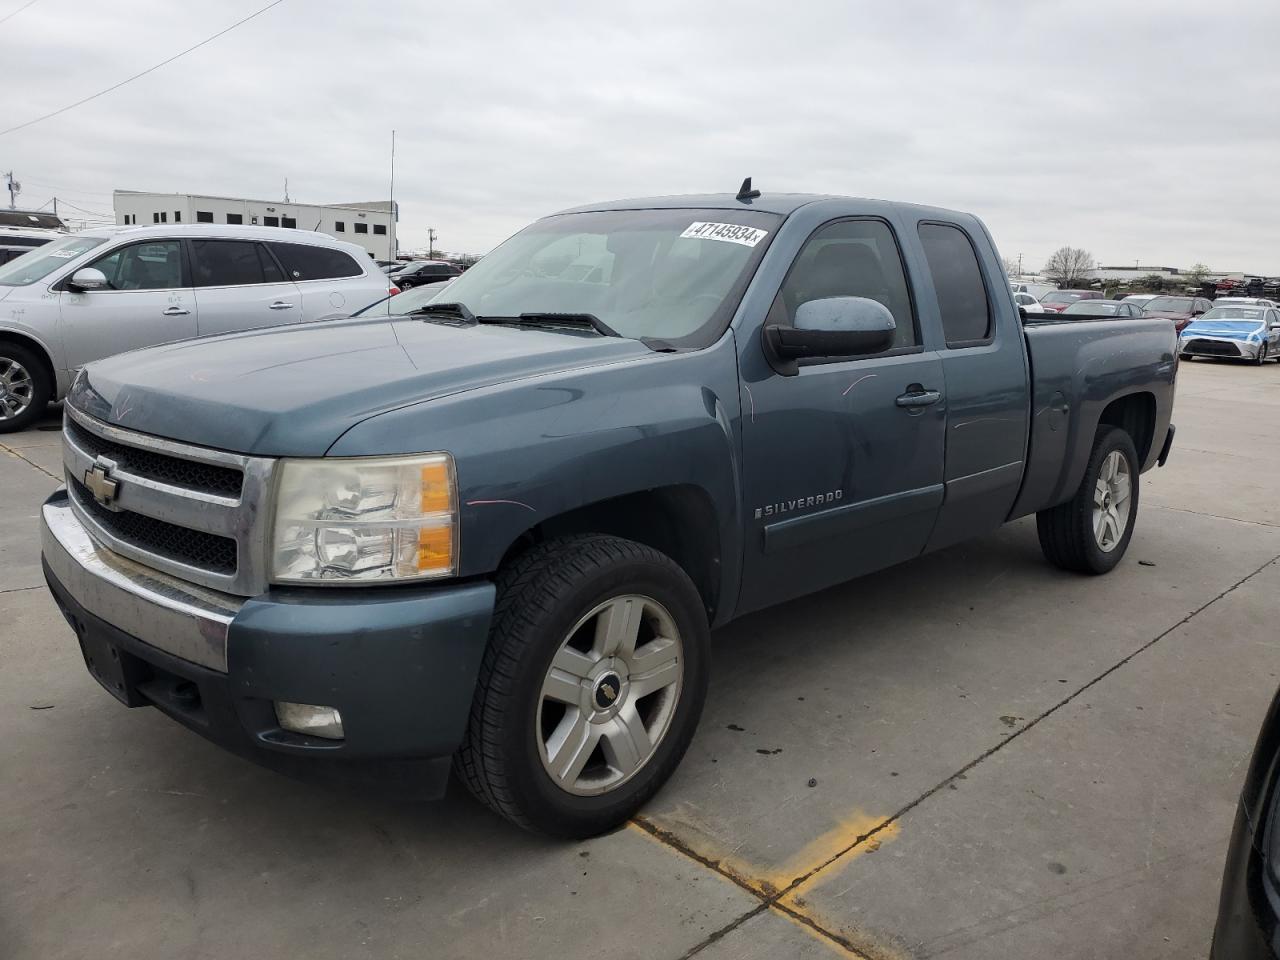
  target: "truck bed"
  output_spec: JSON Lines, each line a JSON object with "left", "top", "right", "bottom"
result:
{"left": 1010, "top": 316, "right": 1178, "bottom": 520}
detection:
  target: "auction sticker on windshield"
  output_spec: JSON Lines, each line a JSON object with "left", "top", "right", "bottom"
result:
{"left": 680, "top": 222, "right": 769, "bottom": 247}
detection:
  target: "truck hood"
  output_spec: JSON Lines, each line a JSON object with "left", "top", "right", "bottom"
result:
{"left": 69, "top": 316, "right": 652, "bottom": 456}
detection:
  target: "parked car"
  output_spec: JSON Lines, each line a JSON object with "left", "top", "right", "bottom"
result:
{"left": 40, "top": 190, "right": 1176, "bottom": 838}
{"left": 1211, "top": 682, "right": 1280, "bottom": 959}
{"left": 0, "top": 210, "right": 68, "bottom": 266}
{"left": 1120, "top": 293, "right": 1161, "bottom": 308}
{"left": 1179, "top": 306, "right": 1280, "bottom": 364}
{"left": 1141, "top": 295, "right": 1214, "bottom": 333}
{"left": 0, "top": 224, "right": 398, "bottom": 431}
{"left": 1039, "top": 289, "right": 1104, "bottom": 313}
{"left": 1215, "top": 297, "right": 1280, "bottom": 309}
{"left": 352, "top": 279, "right": 453, "bottom": 316}
{"left": 392, "top": 259, "right": 462, "bottom": 288}
{"left": 1013, "top": 292, "right": 1045, "bottom": 313}
{"left": 1061, "top": 299, "right": 1146, "bottom": 318}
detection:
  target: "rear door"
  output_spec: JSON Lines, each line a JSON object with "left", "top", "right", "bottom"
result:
{"left": 58, "top": 239, "right": 197, "bottom": 370}
{"left": 736, "top": 215, "right": 946, "bottom": 613}
{"left": 188, "top": 238, "right": 302, "bottom": 336}
{"left": 909, "top": 219, "right": 1029, "bottom": 552}
{"left": 267, "top": 241, "right": 369, "bottom": 319}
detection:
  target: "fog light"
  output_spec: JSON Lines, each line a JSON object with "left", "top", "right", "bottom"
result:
{"left": 275, "top": 701, "right": 345, "bottom": 740}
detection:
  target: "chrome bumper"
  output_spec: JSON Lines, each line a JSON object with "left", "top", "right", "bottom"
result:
{"left": 41, "top": 492, "right": 243, "bottom": 672}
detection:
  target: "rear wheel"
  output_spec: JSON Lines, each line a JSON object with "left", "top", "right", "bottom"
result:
{"left": 455, "top": 535, "right": 709, "bottom": 838}
{"left": 0, "top": 342, "right": 51, "bottom": 433}
{"left": 1037, "top": 426, "right": 1139, "bottom": 575}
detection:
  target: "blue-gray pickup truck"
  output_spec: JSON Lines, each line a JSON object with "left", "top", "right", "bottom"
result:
{"left": 40, "top": 188, "right": 1177, "bottom": 837}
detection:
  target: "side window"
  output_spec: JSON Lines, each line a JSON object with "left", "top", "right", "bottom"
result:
{"left": 354, "top": 222, "right": 369, "bottom": 235}
{"left": 772, "top": 219, "right": 917, "bottom": 350}
{"left": 196, "top": 211, "right": 213, "bottom": 223}
{"left": 373, "top": 224, "right": 387, "bottom": 236}
{"left": 262, "top": 215, "right": 280, "bottom": 228}
{"left": 190, "top": 239, "right": 282, "bottom": 287}
{"left": 334, "top": 221, "right": 345, "bottom": 232}
{"left": 918, "top": 222, "right": 992, "bottom": 346}
{"left": 270, "top": 242, "right": 362, "bottom": 281}
{"left": 281, "top": 216, "right": 297, "bottom": 229}
{"left": 226, "top": 213, "right": 243, "bottom": 225}
{"left": 86, "top": 241, "right": 184, "bottom": 291}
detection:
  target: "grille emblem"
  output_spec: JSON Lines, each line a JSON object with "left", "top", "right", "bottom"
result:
{"left": 84, "top": 458, "right": 120, "bottom": 506}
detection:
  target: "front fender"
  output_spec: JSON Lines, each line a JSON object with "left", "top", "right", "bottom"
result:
{"left": 327, "top": 335, "right": 745, "bottom": 615}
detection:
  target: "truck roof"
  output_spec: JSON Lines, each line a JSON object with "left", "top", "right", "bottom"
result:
{"left": 553, "top": 192, "right": 978, "bottom": 222}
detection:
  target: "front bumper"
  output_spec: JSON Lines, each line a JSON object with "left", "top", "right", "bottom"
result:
{"left": 1180, "top": 336, "right": 1255, "bottom": 359}
{"left": 41, "top": 490, "right": 496, "bottom": 798}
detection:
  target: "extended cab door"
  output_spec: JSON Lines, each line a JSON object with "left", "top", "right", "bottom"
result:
{"left": 908, "top": 219, "right": 1029, "bottom": 552}
{"left": 188, "top": 238, "right": 303, "bottom": 335}
{"left": 57, "top": 239, "right": 197, "bottom": 371}
{"left": 736, "top": 215, "right": 946, "bottom": 614}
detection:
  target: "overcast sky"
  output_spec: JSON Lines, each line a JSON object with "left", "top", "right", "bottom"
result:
{"left": 4, "top": 0, "right": 1278, "bottom": 271}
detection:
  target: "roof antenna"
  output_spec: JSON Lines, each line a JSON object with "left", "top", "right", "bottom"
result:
{"left": 736, "top": 176, "right": 761, "bottom": 202}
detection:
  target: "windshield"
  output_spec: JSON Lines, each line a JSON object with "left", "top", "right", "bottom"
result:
{"left": 1064, "top": 301, "right": 1119, "bottom": 315}
{"left": 354, "top": 280, "right": 453, "bottom": 316}
{"left": 1041, "top": 291, "right": 1083, "bottom": 304}
{"left": 1200, "top": 307, "right": 1264, "bottom": 321}
{"left": 1143, "top": 297, "right": 1193, "bottom": 314}
{"left": 428, "top": 208, "right": 780, "bottom": 346}
{"left": 0, "top": 235, "right": 107, "bottom": 286}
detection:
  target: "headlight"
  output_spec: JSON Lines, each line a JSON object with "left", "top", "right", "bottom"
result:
{"left": 270, "top": 453, "right": 457, "bottom": 583}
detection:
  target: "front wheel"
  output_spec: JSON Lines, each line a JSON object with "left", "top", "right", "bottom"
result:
{"left": 1256, "top": 343, "right": 1269, "bottom": 366}
{"left": 455, "top": 535, "right": 709, "bottom": 837}
{"left": 0, "top": 342, "right": 51, "bottom": 433}
{"left": 1037, "top": 426, "right": 1140, "bottom": 575}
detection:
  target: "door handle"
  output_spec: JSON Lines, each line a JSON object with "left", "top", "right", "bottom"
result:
{"left": 269, "top": 301, "right": 295, "bottom": 310}
{"left": 162, "top": 306, "right": 190, "bottom": 316}
{"left": 896, "top": 388, "right": 942, "bottom": 408}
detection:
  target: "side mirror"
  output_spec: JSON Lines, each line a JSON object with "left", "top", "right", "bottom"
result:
{"left": 763, "top": 297, "right": 896, "bottom": 376}
{"left": 1270, "top": 323, "right": 1280, "bottom": 332}
{"left": 67, "top": 267, "right": 108, "bottom": 292}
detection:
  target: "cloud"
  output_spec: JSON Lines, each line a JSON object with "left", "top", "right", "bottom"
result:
{"left": 4, "top": 0, "right": 1278, "bottom": 270}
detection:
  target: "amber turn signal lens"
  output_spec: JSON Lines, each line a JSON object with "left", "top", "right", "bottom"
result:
{"left": 417, "top": 523, "right": 453, "bottom": 573}
{"left": 420, "top": 462, "right": 452, "bottom": 514}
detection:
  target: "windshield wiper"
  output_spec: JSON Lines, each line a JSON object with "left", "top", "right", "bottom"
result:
{"left": 475, "top": 312, "right": 621, "bottom": 338}
{"left": 409, "top": 301, "right": 475, "bottom": 323}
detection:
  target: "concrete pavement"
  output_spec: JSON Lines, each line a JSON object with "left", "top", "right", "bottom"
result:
{"left": 2, "top": 360, "right": 1277, "bottom": 959}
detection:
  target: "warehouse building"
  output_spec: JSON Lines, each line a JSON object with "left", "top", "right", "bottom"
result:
{"left": 112, "top": 191, "right": 397, "bottom": 258}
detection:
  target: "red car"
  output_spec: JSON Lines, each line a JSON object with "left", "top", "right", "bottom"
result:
{"left": 1039, "top": 289, "right": 1104, "bottom": 313}
{"left": 1140, "top": 295, "right": 1213, "bottom": 333}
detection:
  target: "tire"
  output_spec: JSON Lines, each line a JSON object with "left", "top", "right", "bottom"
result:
{"left": 454, "top": 534, "right": 710, "bottom": 838}
{"left": 1256, "top": 343, "right": 1269, "bottom": 366}
{"left": 1036, "top": 426, "right": 1140, "bottom": 575}
{"left": 0, "top": 341, "right": 52, "bottom": 434}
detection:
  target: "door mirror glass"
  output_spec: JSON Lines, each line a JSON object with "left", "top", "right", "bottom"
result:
{"left": 68, "top": 267, "right": 109, "bottom": 292}
{"left": 764, "top": 296, "right": 896, "bottom": 374}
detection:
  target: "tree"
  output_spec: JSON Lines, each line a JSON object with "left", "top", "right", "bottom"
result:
{"left": 1184, "top": 262, "right": 1210, "bottom": 286}
{"left": 1002, "top": 256, "right": 1019, "bottom": 278}
{"left": 1042, "top": 246, "right": 1095, "bottom": 287}
{"left": 1139, "top": 274, "right": 1167, "bottom": 292}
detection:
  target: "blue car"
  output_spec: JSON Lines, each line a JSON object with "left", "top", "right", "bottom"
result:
{"left": 1179, "top": 306, "right": 1280, "bottom": 365}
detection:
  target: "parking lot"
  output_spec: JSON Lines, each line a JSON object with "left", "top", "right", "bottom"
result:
{"left": 1, "top": 358, "right": 1276, "bottom": 959}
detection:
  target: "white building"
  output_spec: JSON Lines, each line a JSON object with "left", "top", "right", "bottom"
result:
{"left": 1088, "top": 265, "right": 1181, "bottom": 282}
{"left": 112, "top": 191, "right": 398, "bottom": 259}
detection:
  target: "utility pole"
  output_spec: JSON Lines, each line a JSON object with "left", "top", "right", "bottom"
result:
{"left": 1017, "top": 253, "right": 1023, "bottom": 278}
{"left": 4, "top": 171, "right": 17, "bottom": 210}
{"left": 428, "top": 228, "right": 437, "bottom": 260}
{"left": 283, "top": 177, "right": 290, "bottom": 203}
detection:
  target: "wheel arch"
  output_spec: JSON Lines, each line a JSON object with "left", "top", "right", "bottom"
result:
{"left": 495, "top": 485, "right": 724, "bottom": 623}
{"left": 1097, "top": 390, "right": 1157, "bottom": 466}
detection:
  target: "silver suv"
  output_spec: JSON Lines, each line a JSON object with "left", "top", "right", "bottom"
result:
{"left": 0, "top": 224, "right": 396, "bottom": 431}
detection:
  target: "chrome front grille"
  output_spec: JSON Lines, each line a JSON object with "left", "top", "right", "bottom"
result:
{"left": 62, "top": 405, "right": 276, "bottom": 596}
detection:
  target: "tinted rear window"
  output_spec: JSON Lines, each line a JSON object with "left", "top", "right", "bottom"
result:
{"left": 270, "top": 242, "right": 363, "bottom": 280}
{"left": 918, "top": 223, "right": 991, "bottom": 345}
{"left": 191, "top": 240, "right": 284, "bottom": 287}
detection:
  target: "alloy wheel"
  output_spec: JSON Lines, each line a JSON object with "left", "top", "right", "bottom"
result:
{"left": 0, "top": 357, "right": 34, "bottom": 422}
{"left": 1092, "top": 450, "right": 1132, "bottom": 552}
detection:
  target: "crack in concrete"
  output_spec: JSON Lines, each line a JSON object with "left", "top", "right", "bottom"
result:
{"left": 0, "top": 441, "right": 59, "bottom": 482}
{"left": 1151, "top": 503, "right": 1280, "bottom": 528}
{"left": 0, "top": 585, "right": 42, "bottom": 596}
{"left": 637, "top": 550, "right": 1280, "bottom": 959}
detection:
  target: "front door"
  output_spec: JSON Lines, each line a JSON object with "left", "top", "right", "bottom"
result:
{"left": 737, "top": 217, "right": 946, "bottom": 614}
{"left": 58, "top": 239, "right": 197, "bottom": 372}
{"left": 188, "top": 238, "right": 303, "bottom": 335}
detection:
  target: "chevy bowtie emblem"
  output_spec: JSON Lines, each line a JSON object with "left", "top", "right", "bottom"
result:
{"left": 84, "top": 458, "right": 120, "bottom": 506}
